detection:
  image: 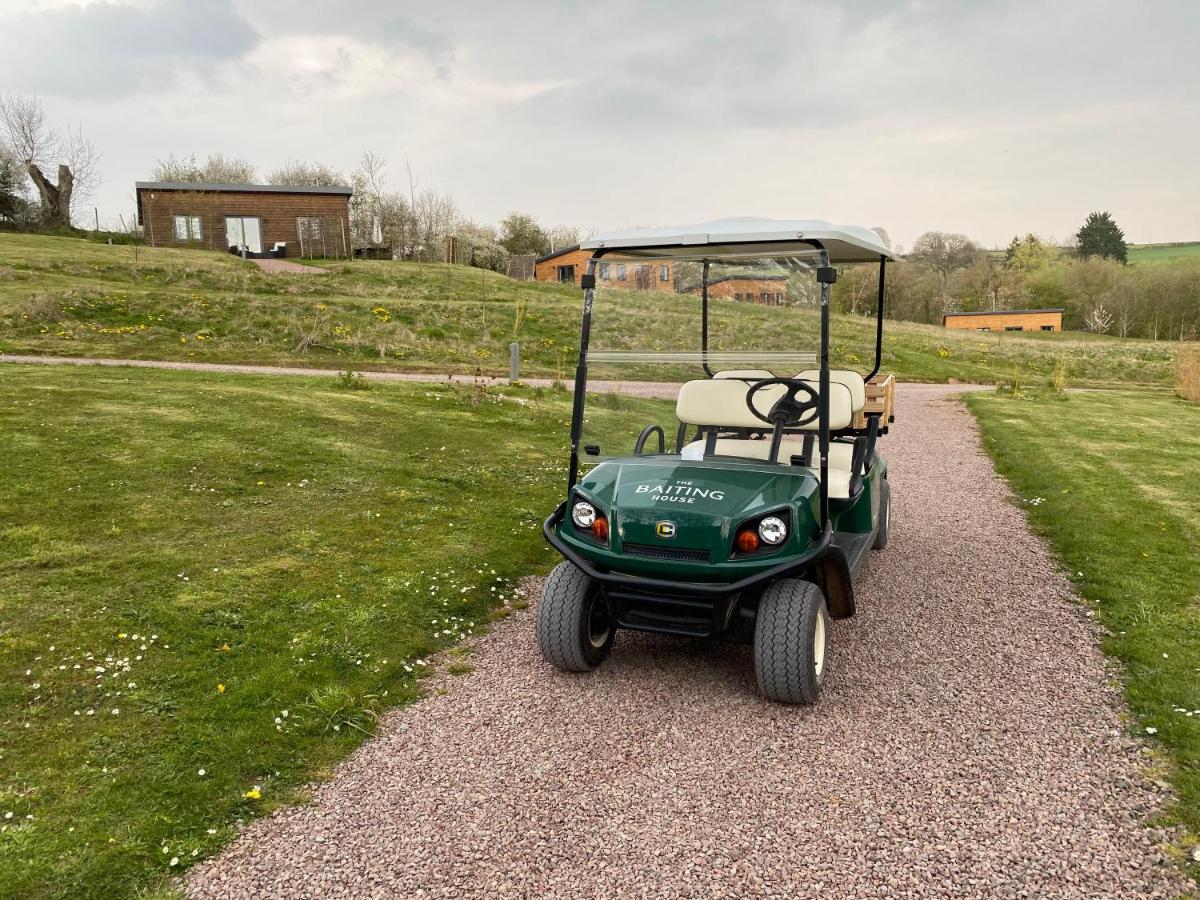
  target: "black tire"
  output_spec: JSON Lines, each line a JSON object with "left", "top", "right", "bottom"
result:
{"left": 754, "top": 579, "right": 830, "bottom": 704}
{"left": 872, "top": 478, "right": 891, "bottom": 551}
{"left": 536, "top": 561, "right": 614, "bottom": 672}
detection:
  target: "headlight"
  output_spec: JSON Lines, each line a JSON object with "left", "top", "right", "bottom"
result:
{"left": 572, "top": 501, "right": 596, "bottom": 529}
{"left": 758, "top": 515, "right": 787, "bottom": 545}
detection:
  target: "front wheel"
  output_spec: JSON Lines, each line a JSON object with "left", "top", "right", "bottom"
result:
{"left": 754, "top": 579, "right": 830, "bottom": 704}
{"left": 536, "top": 561, "right": 614, "bottom": 672}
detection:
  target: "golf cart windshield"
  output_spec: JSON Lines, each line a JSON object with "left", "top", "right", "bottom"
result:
{"left": 580, "top": 250, "right": 840, "bottom": 466}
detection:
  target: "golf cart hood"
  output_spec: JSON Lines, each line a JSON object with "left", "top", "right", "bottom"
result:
{"left": 567, "top": 458, "right": 821, "bottom": 571}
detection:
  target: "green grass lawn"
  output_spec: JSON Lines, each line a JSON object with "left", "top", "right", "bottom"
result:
{"left": 1128, "top": 242, "right": 1200, "bottom": 266}
{"left": 968, "top": 388, "right": 1200, "bottom": 863}
{"left": 0, "top": 364, "right": 670, "bottom": 899}
{"left": 0, "top": 233, "right": 1180, "bottom": 387}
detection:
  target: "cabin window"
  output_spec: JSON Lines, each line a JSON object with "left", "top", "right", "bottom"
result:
{"left": 599, "top": 262, "right": 610, "bottom": 280}
{"left": 977, "top": 327, "right": 991, "bottom": 332}
{"left": 775, "top": 292, "right": 784, "bottom": 304}
{"left": 659, "top": 264, "right": 670, "bottom": 282}
{"left": 1005, "top": 325, "right": 1023, "bottom": 331}
{"left": 616, "top": 264, "right": 627, "bottom": 280}
{"left": 1041, "top": 325, "right": 1054, "bottom": 331}
{"left": 556, "top": 264, "right": 575, "bottom": 283}
{"left": 173, "top": 215, "right": 202, "bottom": 242}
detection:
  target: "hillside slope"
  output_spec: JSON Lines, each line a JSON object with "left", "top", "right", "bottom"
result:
{"left": 0, "top": 234, "right": 1180, "bottom": 386}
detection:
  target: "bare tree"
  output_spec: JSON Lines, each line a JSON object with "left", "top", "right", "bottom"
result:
{"left": 0, "top": 93, "right": 100, "bottom": 228}
{"left": 908, "top": 231, "right": 980, "bottom": 279}
{"left": 266, "top": 159, "right": 344, "bottom": 187}
{"left": 1084, "top": 303, "right": 1113, "bottom": 334}
{"left": 546, "top": 225, "right": 581, "bottom": 252}
{"left": 62, "top": 124, "right": 100, "bottom": 214}
{"left": 152, "top": 152, "right": 256, "bottom": 184}
{"left": 350, "top": 150, "right": 393, "bottom": 249}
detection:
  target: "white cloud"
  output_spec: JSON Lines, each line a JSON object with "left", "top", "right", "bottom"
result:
{"left": 2, "top": 0, "right": 1197, "bottom": 244}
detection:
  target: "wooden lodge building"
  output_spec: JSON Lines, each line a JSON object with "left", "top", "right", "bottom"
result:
{"left": 135, "top": 182, "right": 353, "bottom": 259}
{"left": 534, "top": 246, "right": 677, "bottom": 292}
{"left": 942, "top": 308, "right": 1064, "bottom": 332}
{"left": 691, "top": 274, "right": 789, "bottom": 306}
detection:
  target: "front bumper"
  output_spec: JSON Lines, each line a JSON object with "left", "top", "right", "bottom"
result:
{"left": 543, "top": 502, "right": 832, "bottom": 599}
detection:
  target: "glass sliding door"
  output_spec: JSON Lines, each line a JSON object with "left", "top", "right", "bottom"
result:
{"left": 224, "top": 217, "right": 263, "bottom": 254}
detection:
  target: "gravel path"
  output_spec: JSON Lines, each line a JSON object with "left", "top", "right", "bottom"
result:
{"left": 0, "top": 354, "right": 679, "bottom": 398}
{"left": 186, "top": 384, "right": 1191, "bottom": 899}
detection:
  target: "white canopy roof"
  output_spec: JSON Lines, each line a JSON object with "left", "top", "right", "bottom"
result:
{"left": 580, "top": 217, "right": 892, "bottom": 263}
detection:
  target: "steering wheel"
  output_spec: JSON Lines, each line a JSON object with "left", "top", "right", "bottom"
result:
{"left": 746, "top": 378, "right": 821, "bottom": 428}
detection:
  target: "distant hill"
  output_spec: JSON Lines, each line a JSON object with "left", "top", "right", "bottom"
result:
{"left": 1126, "top": 241, "right": 1200, "bottom": 265}
{"left": 0, "top": 233, "right": 1183, "bottom": 388}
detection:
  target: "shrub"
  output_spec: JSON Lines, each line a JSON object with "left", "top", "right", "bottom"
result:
{"left": 998, "top": 366, "right": 1025, "bottom": 399}
{"left": 334, "top": 370, "right": 371, "bottom": 390}
{"left": 1049, "top": 358, "right": 1069, "bottom": 394}
{"left": 1178, "top": 348, "right": 1200, "bottom": 403}
{"left": 16, "top": 292, "right": 60, "bottom": 323}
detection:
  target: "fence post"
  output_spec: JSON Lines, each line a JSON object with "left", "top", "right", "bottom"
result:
{"left": 509, "top": 342, "right": 520, "bottom": 383}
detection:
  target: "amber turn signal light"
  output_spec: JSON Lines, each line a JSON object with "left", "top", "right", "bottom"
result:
{"left": 593, "top": 516, "right": 610, "bottom": 541}
{"left": 735, "top": 529, "right": 759, "bottom": 553}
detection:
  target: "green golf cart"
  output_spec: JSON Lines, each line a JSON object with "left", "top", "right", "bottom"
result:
{"left": 537, "top": 219, "right": 896, "bottom": 704}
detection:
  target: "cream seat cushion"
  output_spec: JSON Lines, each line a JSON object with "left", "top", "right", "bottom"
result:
{"left": 676, "top": 379, "right": 853, "bottom": 432}
{"left": 712, "top": 369, "right": 775, "bottom": 380}
{"left": 795, "top": 369, "right": 866, "bottom": 413}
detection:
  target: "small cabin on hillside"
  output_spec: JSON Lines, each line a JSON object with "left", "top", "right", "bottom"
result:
{"left": 688, "top": 274, "right": 788, "bottom": 306}
{"left": 942, "top": 308, "right": 1064, "bottom": 332}
{"left": 534, "top": 246, "right": 677, "bottom": 292}
{"left": 135, "top": 181, "right": 353, "bottom": 259}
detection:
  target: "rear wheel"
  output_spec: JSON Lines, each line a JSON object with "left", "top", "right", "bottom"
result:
{"left": 754, "top": 579, "right": 829, "bottom": 704}
{"left": 872, "top": 478, "right": 891, "bottom": 550}
{"left": 536, "top": 561, "right": 614, "bottom": 672}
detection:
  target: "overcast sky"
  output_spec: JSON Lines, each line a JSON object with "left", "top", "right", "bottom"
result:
{"left": 2, "top": 0, "right": 1198, "bottom": 248}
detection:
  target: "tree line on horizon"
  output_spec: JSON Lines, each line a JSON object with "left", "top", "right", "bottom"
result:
{"left": 835, "top": 213, "right": 1199, "bottom": 341}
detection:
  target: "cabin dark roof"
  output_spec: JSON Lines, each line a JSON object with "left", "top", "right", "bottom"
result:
{"left": 534, "top": 244, "right": 581, "bottom": 264}
{"left": 135, "top": 181, "right": 352, "bottom": 196}
{"left": 942, "top": 308, "right": 1064, "bottom": 317}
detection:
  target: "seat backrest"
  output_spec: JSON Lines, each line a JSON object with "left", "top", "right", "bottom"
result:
{"left": 712, "top": 369, "right": 774, "bottom": 380}
{"left": 677, "top": 378, "right": 853, "bottom": 431}
{"left": 795, "top": 369, "right": 866, "bottom": 413}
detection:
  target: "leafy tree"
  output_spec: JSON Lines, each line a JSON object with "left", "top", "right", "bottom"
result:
{"left": 1006, "top": 233, "right": 1060, "bottom": 273}
{"left": 1005, "top": 235, "right": 1020, "bottom": 262}
{"left": 152, "top": 153, "right": 256, "bottom": 184}
{"left": 266, "top": 160, "right": 344, "bottom": 187}
{"left": 0, "top": 143, "right": 29, "bottom": 223}
{"left": 1076, "top": 211, "right": 1127, "bottom": 264}
{"left": 498, "top": 212, "right": 548, "bottom": 256}
{"left": 907, "top": 231, "right": 980, "bottom": 279}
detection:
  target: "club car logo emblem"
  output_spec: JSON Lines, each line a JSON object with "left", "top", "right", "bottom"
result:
{"left": 655, "top": 521, "right": 677, "bottom": 539}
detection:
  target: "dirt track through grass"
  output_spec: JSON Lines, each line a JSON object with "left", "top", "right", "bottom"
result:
{"left": 186, "top": 385, "right": 1193, "bottom": 899}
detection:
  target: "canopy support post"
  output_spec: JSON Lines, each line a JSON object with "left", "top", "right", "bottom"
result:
{"left": 566, "top": 258, "right": 599, "bottom": 494}
{"left": 866, "top": 256, "right": 886, "bottom": 382}
{"left": 701, "top": 260, "right": 713, "bottom": 377}
{"left": 817, "top": 250, "right": 832, "bottom": 529}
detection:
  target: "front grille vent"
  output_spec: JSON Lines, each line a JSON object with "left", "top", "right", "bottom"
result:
{"left": 622, "top": 542, "right": 710, "bottom": 562}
